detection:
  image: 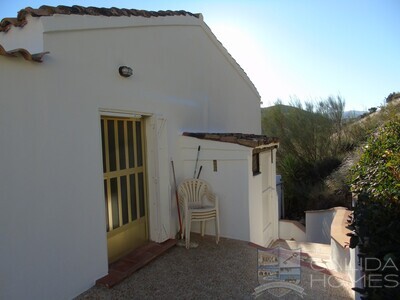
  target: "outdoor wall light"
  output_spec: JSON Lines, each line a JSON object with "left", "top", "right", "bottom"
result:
{"left": 118, "top": 66, "right": 133, "bottom": 77}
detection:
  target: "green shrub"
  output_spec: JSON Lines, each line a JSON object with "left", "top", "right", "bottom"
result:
{"left": 349, "top": 116, "right": 400, "bottom": 299}
{"left": 350, "top": 117, "right": 400, "bottom": 203}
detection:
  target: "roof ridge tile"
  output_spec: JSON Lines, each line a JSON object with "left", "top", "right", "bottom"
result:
{"left": 0, "top": 5, "right": 199, "bottom": 32}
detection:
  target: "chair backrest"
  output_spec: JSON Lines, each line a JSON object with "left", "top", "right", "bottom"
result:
{"left": 178, "top": 179, "right": 210, "bottom": 208}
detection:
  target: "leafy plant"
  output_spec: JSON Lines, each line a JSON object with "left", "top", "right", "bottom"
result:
{"left": 348, "top": 116, "right": 400, "bottom": 299}
{"left": 350, "top": 117, "right": 400, "bottom": 203}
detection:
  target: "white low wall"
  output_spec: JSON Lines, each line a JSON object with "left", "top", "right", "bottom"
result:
{"left": 282, "top": 206, "right": 361, "bottom": 298}
{"left": 352, "top": 246, "right": 363, "bottom": 300}
{"left": 331, "top": 238, "right": 351, "bottom": 273}
{"left": 331, "top": 239, "right": 358, "bottom": 299}
{"left": 305, "top": 207, "right": 348, "bottom": 244}
{"left": 330, "top": 208, "right": 352, "bottom": 271}
{"left": 301, "top": 206, "right": 362, "bottom": 299}
{"left": 279, "top": 219, "right": 306, "bottom": 242}
{"left": 329, "top": 208, "right": 361, "bottom": 300}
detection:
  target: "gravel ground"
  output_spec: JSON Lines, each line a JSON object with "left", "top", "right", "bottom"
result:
{"left": 76, "top": 235, "right": 354, "bottom": 300}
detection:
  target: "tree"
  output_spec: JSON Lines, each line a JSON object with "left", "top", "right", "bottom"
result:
{"left": 262, "top": 96, "right": 348, "bottom": 217}
{"left": 317, "top": 95, "right": 346, "bottom": 156}
{"left": 385, "top": 91, "right": 400, "bottom": 103}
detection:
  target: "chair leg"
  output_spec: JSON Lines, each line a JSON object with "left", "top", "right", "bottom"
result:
{"left": 181, "top": 216, "right": 185, "bottom": 240}
{"left": 201, "top": 221, "right": 205, "bottom": 237}
{"left": 186, "top": 218, "right": 191, "bottom": 249}
{"left": 215, "top": 215, "right": 220, "bottom": 244}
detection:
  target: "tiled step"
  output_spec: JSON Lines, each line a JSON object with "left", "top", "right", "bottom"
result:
{"left": 96, "top": 239, "right": 177, "bottom": 288}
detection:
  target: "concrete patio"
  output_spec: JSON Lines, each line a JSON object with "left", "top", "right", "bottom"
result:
{"left": 76, "top": 234, "right": 354, "bottom": 299}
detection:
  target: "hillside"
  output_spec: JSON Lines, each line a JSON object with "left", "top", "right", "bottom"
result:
{"left": 262, "top": 104, "right": 316, "bottom": 119}
{"left": 261, "top": 104, "right": 328, "bottom": 136}
{"left": 262, "top": 105, "right": 365, "bottom": 122}
{"left": 343, "top": 110, "right": 366, "bottom": 119}
{"left": 261, "top": 97, "right": 399, "bottom": 219}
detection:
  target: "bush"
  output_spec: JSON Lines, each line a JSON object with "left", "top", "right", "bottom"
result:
{"left": 348, "top": 116, "right": 400, "bottom": 299}
{"left": 350, "top": 117, "right": 400, "bottom": 203}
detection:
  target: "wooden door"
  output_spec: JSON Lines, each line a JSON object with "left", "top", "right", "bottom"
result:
{"left": 101, "top": 116, "right": 148, "bottom": 263}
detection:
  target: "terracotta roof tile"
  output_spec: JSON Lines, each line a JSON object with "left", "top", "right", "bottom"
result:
{"left": 0, "top": 44, "right": 49, "bottom": 62}
{"left": 182, "top": 132, "right": 279, "bottom": 148}
{"left": 0, "top": 5, "right": 200, "bottom": 32}
{"left": 0, "top": 17, "right": 26, "bottom": 32}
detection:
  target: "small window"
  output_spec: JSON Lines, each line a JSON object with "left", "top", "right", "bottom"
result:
{"left": 252, "top": 152, "right": 260, "bottom": 176}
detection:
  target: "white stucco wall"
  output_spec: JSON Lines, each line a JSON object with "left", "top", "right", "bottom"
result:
{"left": 0, "top": 58, "right": 108, "bottom": 300}
{"left": 305, "top": 209, "right": 336, "bottom": 244}
{"left": 305, "top": 207, "right": 348, "bottom": 244}
{"left": 331, "top": 239, "right": 358, "bottom": 299}
{"left": 279, "top": 220, "right": 306, "bottom": 242}
{"left": 266, "top": 150, "right": 279, "bottom": 244}
{"left": 39, "top": 14, "right": 261, "bottom": 135}
{"left": 0, "top": 14, "right": 262, "bottom": 299}
{"left": 248, "top": 149, "right": 279, "bottom": 247}
{"left": 248, "top": 158, "right": 263, "bottom": 244}
{"left": 331, "top": 238, "right": 351, "bottom": 273}
{"left": 331, "top": 236, "right": 359, "bottom": 300}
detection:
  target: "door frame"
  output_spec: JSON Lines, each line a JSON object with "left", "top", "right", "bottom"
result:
{"left": 98, "top": 109, "right": 171, "bottom": 261}
{"left": 100, "top": 113, "right": 149, "bottom": 262}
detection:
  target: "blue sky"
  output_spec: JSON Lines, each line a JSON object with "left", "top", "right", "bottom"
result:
{"left": 1, "top": 0, "right": 399, "bottom": 111}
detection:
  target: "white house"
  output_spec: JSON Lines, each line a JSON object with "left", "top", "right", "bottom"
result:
{"left": 0, "top": 6, "right": 279, "bottom": 299}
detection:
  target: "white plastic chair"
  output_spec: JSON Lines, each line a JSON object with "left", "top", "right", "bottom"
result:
{"left": 178, "top": 179, "right": 220, "bottom": 249}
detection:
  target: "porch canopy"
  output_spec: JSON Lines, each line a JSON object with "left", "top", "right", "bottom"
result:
{"left": 182, "top": 132, "right": 279, "bottom": 148}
